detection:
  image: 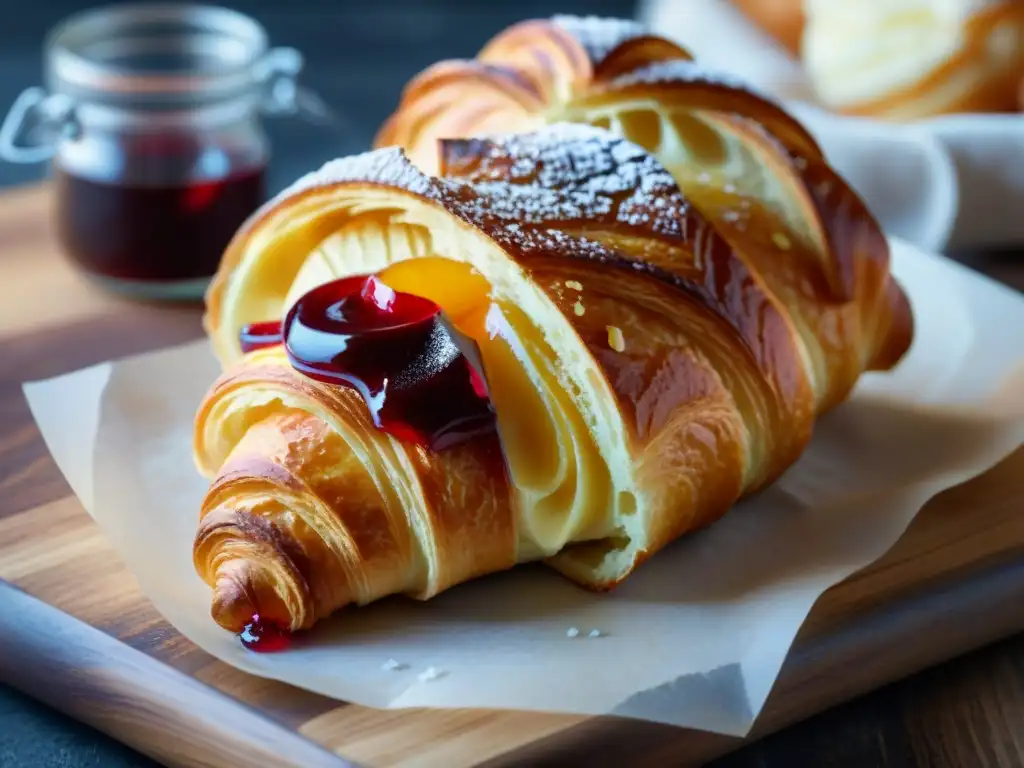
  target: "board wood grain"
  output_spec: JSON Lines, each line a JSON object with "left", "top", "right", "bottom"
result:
{"left": 1, "top": 184, "right": 1023, "bottom": 768}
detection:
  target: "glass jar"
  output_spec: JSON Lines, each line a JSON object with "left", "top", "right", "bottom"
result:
{"left": 0, "top": 4, "right": 332, "bottom": 300}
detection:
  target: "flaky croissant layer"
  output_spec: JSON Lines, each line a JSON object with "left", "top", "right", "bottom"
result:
{"left": 194, "top": 21, "right": 913, "bottom": 636}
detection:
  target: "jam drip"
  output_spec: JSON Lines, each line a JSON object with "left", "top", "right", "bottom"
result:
{"left": 239, "top": 320, "right": 284, "bottom": 353}
{"left": 239, "top": 614, "right": 291, "bottom": 653}
{"left": 278, "top": 275, "right": 495, "bottom": 450}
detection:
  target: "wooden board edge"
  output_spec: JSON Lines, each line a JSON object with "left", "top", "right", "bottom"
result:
{"left": 0, "top": 580, "right": 355, "bottom": 768}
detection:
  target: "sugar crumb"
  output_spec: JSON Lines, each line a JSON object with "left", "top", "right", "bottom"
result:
{"left": 573, "top": 300, "right": 585, "bottom": 316}
{"left": 565, "top": 280, "right": 583, "bottom": 291}
{"left": 566, "top": 627, "right": 580, "bottom": 638}
{"left": 588, "top": 629, "right": 604, "bottom": 638}
{"left": 772, "top": 231, "right": 792, "bottom": 250}
{"left": 381, "top": 658, "right": 407, "bottom": 671}
{"left": 606, "top": 325, "right": 625, "bottom": 352}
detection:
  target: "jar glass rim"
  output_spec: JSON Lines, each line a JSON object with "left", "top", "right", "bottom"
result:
{"left": 45, "top": 3, "right": 269, "bottom": 104}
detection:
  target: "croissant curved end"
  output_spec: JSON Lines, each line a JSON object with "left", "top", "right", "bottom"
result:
{"left": 210, "top": 560, "right": 260, "bottom": 632}
{"left": 195, "top": 504, "right": 312, "bottom": 632}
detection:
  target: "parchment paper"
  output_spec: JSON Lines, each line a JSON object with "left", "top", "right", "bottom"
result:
{"left": 23, "top": 238, "right": 1024, "bottom": 737}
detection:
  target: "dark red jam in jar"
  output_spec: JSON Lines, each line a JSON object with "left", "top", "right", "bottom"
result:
{"left": 54, "top": 150, "right": 266, "bottom": 288}
{"left": 239, "top": 613, "right": 291, "bottom": 653}
{"left": 0, "top": 5, "right": 325, "bottom": 300}
{"left": 280, "top": 275, "right": 496, "bottom": 450}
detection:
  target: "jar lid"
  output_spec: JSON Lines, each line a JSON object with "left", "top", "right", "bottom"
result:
{"left": 45, "top": 3, "right": 270, "bottom": 108}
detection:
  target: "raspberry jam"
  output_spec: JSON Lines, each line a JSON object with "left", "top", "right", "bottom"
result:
{"left": 54, "top": 164, "right": 266, "bottom": 285}
{"left": 238, "top": 614, "right": 291, "bottom": 653}
{"left": 259, "top": 274, "right": 495, "bottom": 450}
{"left": 239, "top": 320, "right": 285, "bottom": 353}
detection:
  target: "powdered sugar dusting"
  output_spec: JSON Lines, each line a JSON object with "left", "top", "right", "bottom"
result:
{"left": 551, "top": 14, "right": 646, "bottom": 63}
{"left": 267, "top": 146, "right": 440, "bottom": 217}
{"left": 438, "top": 123, "right": 688, "bottom": 241}
{"left": 254, "top": 124, "right": 694, "bottom": 284}
{"left": 485, "top": 121, "right": 612, "bottom": 150}
{"left": 612, "top": 60, "right": 771, "bottom": 102}
{"left": 497, "top": 226, "right": 610, "bottom": 260}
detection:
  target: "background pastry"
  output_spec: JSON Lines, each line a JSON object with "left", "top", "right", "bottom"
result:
{"left": 801, "top": 0, "right": 1024, "bottom": 119}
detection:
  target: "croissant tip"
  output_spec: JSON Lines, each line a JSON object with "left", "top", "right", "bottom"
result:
{"left": 211, "top": 570, "right": 259, "bottom": 633}
{"left": 870, "top": 277, "right": 915, "bottom": 372}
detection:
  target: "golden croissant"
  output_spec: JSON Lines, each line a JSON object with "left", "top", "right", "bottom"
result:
{"left": 194, "top": 119, "right": 911, "bottom": 637}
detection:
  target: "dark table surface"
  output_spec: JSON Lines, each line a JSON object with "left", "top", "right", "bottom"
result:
{"left": 2, "top": 1, "right": 1023, "bottom": 767}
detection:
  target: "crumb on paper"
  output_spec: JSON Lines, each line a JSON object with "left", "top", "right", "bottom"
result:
{"left": 381, "top": 658, "right": 406, "bottom": 671}
{"left": 606, "top": 325, "right": 625, "bottom": 352}
{"left": 565, "top": 280, "right": 583, "bottom": 291}
{"left": 418, "top": 666, "right": 447, "bottom": 682}
{"left": 588, "top": 629, "right": 603, "bottom": 638}
{"left": 772, "top": 231, "right": 792, "bottom": 250}
{"left": 566, "top": 627, "right": 580, "bottom": 638}
{"left": 573, "top": 300, "right": 585, "bottom": 316}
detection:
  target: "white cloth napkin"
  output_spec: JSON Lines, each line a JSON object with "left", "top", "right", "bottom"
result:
{"left": 637, "top": 0, "right": 1024, "bottom": 252}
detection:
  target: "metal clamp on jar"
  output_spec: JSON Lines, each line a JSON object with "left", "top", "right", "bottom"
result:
{"left": 0, "top": 3, "right": 335, "bottom": 300}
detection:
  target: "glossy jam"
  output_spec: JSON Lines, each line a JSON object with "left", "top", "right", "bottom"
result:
{"left": 281, "top": 275, "right": 495, "bottom": 450}
{"left": 54, "top": 164, "right": 266, "bottom": 283}
{"left": 238, "top": 614, "right": 291, "bottom": 653}
{"left": 239, "top": 320, "right": 284, "bottom": 353}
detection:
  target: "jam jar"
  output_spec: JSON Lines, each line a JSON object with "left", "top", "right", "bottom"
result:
{"left": 0, "top": 4, "right": 332, "bottom": 300}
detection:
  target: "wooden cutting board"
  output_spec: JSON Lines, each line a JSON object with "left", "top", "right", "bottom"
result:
{"left": 1, "top": 183, "right": 1023, "bottom": 768}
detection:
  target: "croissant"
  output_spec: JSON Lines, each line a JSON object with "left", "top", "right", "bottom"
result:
{"left": 194, "top": 121, "right": 912, "bottom": 635}
{"left": 801, "top": 0, "right": 1024, "bottom": 119}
